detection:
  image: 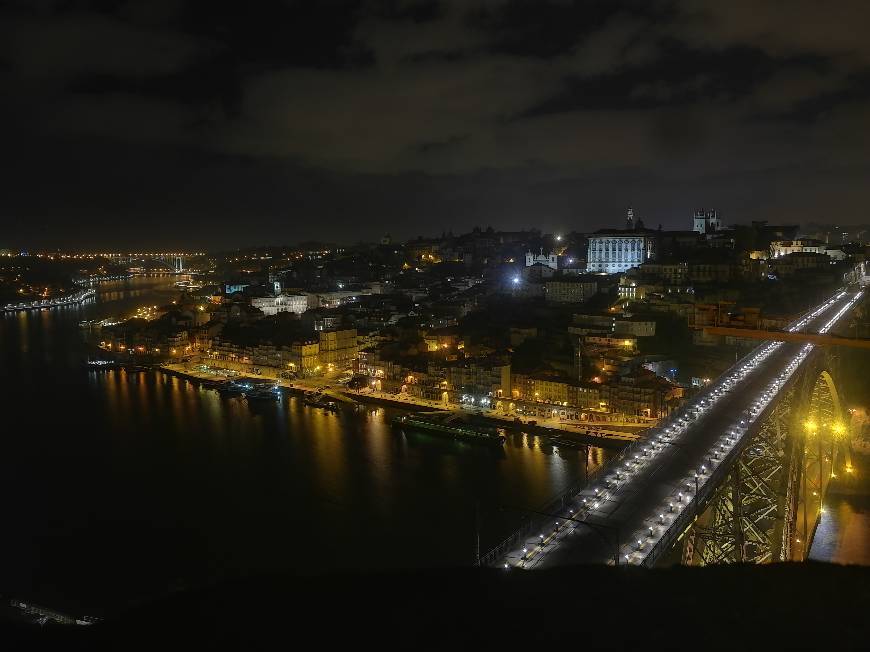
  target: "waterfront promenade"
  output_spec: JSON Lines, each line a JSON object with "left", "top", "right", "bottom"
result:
{"left": 2, "top": 287, "right": 95, "bottom": 312}
{"left": 158, "top": 361, "right": 641, "bottom": 446}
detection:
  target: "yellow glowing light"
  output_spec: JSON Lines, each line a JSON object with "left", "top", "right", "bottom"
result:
{"left": 831, "top": 422, "right": 846, "bottom": 438}
{"left": 803, "top": 419, "right": 818, "bottom": 434}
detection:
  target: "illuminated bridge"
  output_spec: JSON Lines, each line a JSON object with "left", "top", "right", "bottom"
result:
{"left": 484, "top": 280, "right": 865, "bottom": 570}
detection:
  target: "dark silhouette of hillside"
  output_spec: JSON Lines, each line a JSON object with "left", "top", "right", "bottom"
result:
{"left": 3, "top": 563, "right": 868, "bottom": 650}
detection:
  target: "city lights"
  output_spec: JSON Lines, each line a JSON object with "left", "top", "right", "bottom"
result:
{"left": 501, "top": 284, "right": 865, "bottom": 570}
{"left": 6, "top": 4, "right": 870, "bottom": 635}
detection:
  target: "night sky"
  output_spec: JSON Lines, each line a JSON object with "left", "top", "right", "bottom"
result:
{"left": 3, "top": 1, "right": 869, "bottom": 250}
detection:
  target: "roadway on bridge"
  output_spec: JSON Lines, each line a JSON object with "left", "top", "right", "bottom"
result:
{"left": 501, "top": 288, "right": 863, "bottom": 569}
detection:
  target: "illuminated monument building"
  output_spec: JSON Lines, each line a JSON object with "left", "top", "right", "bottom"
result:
{"left": 586, "top": 208, "right": 657, "bottom": 274}
{"left": 525, "top": 249, "right": 558, "bottom": 270}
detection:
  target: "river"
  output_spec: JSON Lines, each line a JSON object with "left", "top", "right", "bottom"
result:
{"left": 809, "top": 452, "right": 870, "bottom": 565}
{"left": 0, "top": 277, "right": 607, "bottom": 611}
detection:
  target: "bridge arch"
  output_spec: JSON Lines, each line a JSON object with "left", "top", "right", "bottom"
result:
{"left": 798, "top": 367, "right": 843, "bottom": 431}
{"left": 819, "top": 370, "right": 842, "bottom": 419}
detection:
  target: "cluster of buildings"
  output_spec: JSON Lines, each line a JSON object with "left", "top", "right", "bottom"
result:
{"left": 91, "top": 209, "right": 866, "bottom": 423}
{"left": 357, "top": 349, "right": 682, "bottom": 421}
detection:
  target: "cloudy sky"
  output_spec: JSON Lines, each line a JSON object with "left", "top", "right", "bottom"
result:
{"left": 3, "top": 0, "right": 869, "bottom": 249}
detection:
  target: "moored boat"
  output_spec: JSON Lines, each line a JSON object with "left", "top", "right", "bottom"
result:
{"left": 245, "top": 385, "right": 282, "bottom": 401}
{"left": 392, "top": 414, "right": 505, "bottom": 446}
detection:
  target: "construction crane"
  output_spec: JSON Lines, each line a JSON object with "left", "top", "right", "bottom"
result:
{"left": 702, "top": 327, "right": 870, "bottom": 349}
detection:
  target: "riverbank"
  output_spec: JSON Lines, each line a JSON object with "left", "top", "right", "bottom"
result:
{"left": 159, "top": 362, "right": 636, "bottom": 448}
{"left": 2, "top": 287, "right": 95, "bottom": 312}
{"left": 343, "top": 388, "right": 637, "bottom": 447}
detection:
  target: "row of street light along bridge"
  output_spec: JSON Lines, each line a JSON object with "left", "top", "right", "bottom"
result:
{"left": 485, "top": 273, "right": 866, "bottom": 570}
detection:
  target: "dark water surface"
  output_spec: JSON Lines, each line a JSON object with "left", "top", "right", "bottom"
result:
{"left": 0, "top": 277, "right": 606, "bottom": 610}
{"left": 809, "top": 452, "right": 870, "bottom": 565}
{"left": 809, "top": 494, "right": 870, "bottom": 565}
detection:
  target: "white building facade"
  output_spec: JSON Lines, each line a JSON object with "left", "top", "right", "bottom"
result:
{"left": 251, "top": 293, "right": 308, "bottom": 316}
{"left": 586, "top": 233, "right": 655, "bottom": 273}
{"left": 770, "top": 239, "right": 826, "bottom": 258}
{"left": 525, "top": 249, "right": 558, "bottom": 270}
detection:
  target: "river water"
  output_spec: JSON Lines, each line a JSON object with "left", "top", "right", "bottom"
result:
{"left": 808, "top": 451, "right": 870, "bottom": 565}
{"left": 0, "top": 277, "right": 607, "bottom": 610}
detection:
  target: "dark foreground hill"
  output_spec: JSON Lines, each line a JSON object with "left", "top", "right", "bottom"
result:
{"left": 3, "top": 562, "right": 868, "bottom": 651}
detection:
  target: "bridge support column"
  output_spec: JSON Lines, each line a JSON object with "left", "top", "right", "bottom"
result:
{"left": 731, "top": 465, "right": 744, "bottom": 563}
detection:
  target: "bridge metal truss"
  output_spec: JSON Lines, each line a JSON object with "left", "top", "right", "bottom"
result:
{"left": 681, "top": 352, "right": 845, "bottom": 566}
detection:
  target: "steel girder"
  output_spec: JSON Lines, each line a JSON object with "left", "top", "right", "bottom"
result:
{"left": 681, "top": 352, "right": 844, "bottom": 566}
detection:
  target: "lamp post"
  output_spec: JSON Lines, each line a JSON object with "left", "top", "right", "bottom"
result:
{"left": 501, "top": 505, "right": 621, "bottom": 566}
{"left": 665, "top": 441, "right": 701, "bottom": 517}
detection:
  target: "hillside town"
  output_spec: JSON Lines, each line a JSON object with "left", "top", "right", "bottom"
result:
{"left": 66, "top": 209, "right": 863, "bottom": 431}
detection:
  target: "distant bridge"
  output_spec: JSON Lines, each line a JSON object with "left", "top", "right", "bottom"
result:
{"left": 484, "top": 281, "right": 864, "bottom": 569}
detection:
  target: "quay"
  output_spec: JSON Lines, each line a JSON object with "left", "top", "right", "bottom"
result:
{"left": 3, "top": 287, "right": 96, "bottom": 312}
{"left": 155, "top": 361, "right": 638, "bottom": 447}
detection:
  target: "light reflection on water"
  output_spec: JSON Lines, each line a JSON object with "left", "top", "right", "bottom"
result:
{"left": 0, "top": 277, "right": 612, "bottom": 608}
{"left": 809, "top": 471, "right": 870, "bottom": 565}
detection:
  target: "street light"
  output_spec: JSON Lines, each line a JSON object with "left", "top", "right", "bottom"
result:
{"left": 501, "top": 505, "right": 622, "bottom": 565}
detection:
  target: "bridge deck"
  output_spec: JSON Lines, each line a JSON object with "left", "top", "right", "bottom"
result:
{"left": 500, "top": 288, "right": 863, "bottom": 569}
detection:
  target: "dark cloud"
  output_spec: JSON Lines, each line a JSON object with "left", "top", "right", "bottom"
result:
{"left": 1, "top": 0, "right": 869, "bottom": 249}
